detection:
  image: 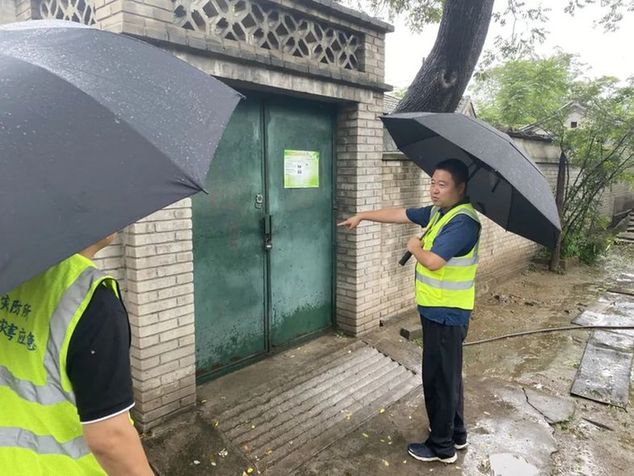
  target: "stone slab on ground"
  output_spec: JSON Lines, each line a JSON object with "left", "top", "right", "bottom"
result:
{"left": 524, "top": 387, "right": 576, "bottom": 424}
{"left": 571, "top": 330, "right": 634, "bottom": 407}
{"left": 571, "top": 288, "right": 634, "bottom": 407}
{"left": 611, "top": 271, "right": 634, "bottom": 294}
{"left": 572, "top": 291, "right": 634, "bottom": 336}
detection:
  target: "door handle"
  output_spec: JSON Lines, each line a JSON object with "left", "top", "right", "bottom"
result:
{"left": 264, "top": 214, "right": 272, "bottom": 251}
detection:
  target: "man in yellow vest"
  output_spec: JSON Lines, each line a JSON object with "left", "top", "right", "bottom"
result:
{"left": 0, "top": 233, "right": 154, "bottom": 475}
{"left": 338, "top": 159, "right": 480, "bottom": 464}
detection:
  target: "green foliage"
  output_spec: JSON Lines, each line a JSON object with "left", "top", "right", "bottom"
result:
{"left": 560, "top": 216, "right": 614, "bottom": 265}
{"left": 472, "top": 54, "right": 578, "bottom": 128}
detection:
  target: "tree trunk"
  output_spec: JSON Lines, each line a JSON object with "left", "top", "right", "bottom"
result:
{"left": 394, "top": 0, "right": 495, "bottom": 113}
{"left": 549, "top": 151, "right": 567, "bottom": 272}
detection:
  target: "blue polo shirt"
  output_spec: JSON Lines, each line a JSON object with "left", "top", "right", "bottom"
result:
{"left": 406, "top": 205, "right": 481, "bottom": 326}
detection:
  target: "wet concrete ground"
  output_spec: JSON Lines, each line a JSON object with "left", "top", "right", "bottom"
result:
{"left": 143, "top": 243, "right": 634, "bottom": 475}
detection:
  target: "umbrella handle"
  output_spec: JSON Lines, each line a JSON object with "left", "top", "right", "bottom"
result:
{"left": 399, "top": 251, "right": 412, "bottom": 266}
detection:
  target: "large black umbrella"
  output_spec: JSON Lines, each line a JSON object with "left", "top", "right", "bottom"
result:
{"left": 381, "top": 112, "right": 561, "bottom": 262}
{"left": 0, "top": 20, "right": 241, "bottom": 294}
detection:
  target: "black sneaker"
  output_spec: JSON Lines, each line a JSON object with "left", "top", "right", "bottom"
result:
{"left": 454, "top": 435, "right": 468, "bottom": 450}
{"left": 407, "top": 443, "right": 457, "bottom": 464}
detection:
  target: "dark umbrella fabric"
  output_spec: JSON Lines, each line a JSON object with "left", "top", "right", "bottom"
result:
{"left": 381, "top": 112, "right": 561, "bottom": 251}
{"left": 0, "top": 20, "right": 242, "bottom": 294}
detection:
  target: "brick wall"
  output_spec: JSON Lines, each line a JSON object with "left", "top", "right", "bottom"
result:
{"left": 335, "top": 92, "right": 388, "bottom": 336}
{"left": 378, "top": 157, "right": 427, "bottom": 320}
{"left": 93, "top": 199, "right": 195, "bottom": 430}
{"left": 122, "top": 198, "right": 195, "bottom": 429}
{"left": 93, "top": 233, "right": 126, "bottom": 285}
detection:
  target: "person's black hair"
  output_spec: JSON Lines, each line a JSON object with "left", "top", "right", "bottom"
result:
{"left": 434, "top": 159, "right": 469, "bottom": 186}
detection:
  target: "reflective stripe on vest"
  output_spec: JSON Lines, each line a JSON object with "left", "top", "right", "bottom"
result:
{"left": 446, "top": 255, "right": 479, "bottom": 266}
{"left": 0, "top": 427, "right": 91, "bottom": 459}
{"left": 415, "top": 272, "right": 474, "bottom": 290}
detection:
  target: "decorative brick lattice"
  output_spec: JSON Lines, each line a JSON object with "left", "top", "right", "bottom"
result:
{"left": 174, "top": 0, "right": 362, "bottom": 70}
{"left": 38, "top": 0, "right": 96, "bottom": 25}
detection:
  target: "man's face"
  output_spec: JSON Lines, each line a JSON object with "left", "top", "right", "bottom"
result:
{"left": 430, "top": 169, "right": 464, "bottom": 209}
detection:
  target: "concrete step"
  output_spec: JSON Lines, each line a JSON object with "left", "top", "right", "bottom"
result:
{"left": 617, "top": 210, "right": 634, "bottom": 241}
{"left": 616, "top": 233, "right": 634, "bottom": 242}
{"left": 263, "top": 371, "right": 419, "bottom": 472}
{"left": 266, "top": 382, "right": 420, "bottom": 475}
{"left": 225, "top": 351, "right": 389, "bottom": 442}
{"left": 258, "top": 365, "right": 417, "bottom": 469}
{"left": 239, "top": 364, "right": 398, "bottom": 458}
{"left": 216, "top": 343, "right": 420, "bottom": 475}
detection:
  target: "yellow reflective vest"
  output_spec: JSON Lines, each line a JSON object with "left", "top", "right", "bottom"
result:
{"left": 415, "top": 203, "right": 481, "bottom": 310}
{"left": 0, "top": 254, "right": 113, "bottom": 475}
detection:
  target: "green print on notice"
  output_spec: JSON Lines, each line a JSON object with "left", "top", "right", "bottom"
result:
{"left": 284, "top": 150, "right": 320, "bottom": 189}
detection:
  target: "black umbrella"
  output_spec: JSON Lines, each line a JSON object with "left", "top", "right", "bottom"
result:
{"left": 0, "top": 20, "right": 241, "bottom": 294}
{"left": 381, "top": 112, "right": 561, "bottom": 264}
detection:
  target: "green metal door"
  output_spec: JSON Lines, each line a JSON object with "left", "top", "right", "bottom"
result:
{"left": 193, "top": 93, "right": 334, "bottom": 379}
{"left": 266, "top": 98, "right": 334, "bottom": 346}
{"left": 192, "top": 99, "right": 267, "bottom": 377}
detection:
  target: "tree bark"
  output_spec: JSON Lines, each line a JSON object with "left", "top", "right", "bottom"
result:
{"left": 549, "top": 151, "right": 567, "bottom": 272}
{"left": 394, "top": 0, "right": 495, "bottom": 113}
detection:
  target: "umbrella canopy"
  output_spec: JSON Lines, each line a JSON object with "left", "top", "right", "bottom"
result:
{"left": 381, "top": 112, "right": 561, "bottom": 249}
{"left": 0, "top": 20, "right": 241, "bottom": 294}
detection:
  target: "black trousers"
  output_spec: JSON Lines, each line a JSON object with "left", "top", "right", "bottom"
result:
{"left": 421, "top": 316, "right": 469, "bottom": 457}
